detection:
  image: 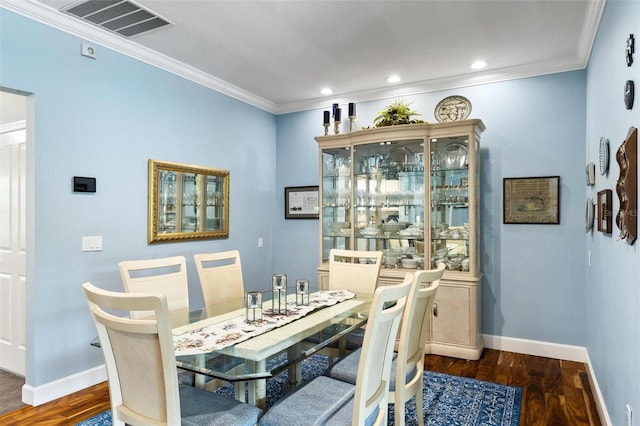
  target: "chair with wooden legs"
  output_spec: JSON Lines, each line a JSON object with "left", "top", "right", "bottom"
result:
{"left": 259, "top": 274, "right": 412, "bottom": 426}
{"left": 325, "top": 263, "right": 445, "bottom": 426}
{"left": 82, "top": 282, "right": 261, "bottom": 426}
{"left": 323, "top": 249, "right": 383, "bottom": 358}
{"left": 193, "top": 250, "right": 246, "bottom": 396}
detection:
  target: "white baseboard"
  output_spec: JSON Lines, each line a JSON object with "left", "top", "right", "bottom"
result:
{"left": 583, "top": 350, "right": 613, "bottom": 426}
{"left": 483, "top": 334, "right": 611, "bottom": 426}
{"left": 22, "top": 365, "right": 106, "bottom": 407}
{"left": 482, "top": 333, "right": 588, "bottom": 362}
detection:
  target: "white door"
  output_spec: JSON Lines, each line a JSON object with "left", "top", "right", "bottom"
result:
{"left": 0, "top": 122, "right": 27, "bottom": 375}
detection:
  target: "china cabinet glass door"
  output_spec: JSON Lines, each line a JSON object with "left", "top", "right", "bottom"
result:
{"left": 353, "top": 139, "right": 425, "bottom": 267}
{"left": 429, "top": 135, "right": 470, "bottom": 271}
{"left": 321, "top": 148, "right": 352, "bottom": 260}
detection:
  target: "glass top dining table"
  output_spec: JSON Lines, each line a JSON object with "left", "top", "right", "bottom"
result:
{"left": 170, "top": 288, "right": 372, "bottom": 409}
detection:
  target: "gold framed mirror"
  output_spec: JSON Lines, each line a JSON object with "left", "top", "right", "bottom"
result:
{"left": 148, "top": 159, "right": 229, "bottom": 243}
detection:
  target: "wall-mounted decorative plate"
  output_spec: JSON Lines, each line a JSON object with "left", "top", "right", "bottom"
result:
{"left": 586, "top": 162, "right": 595, "bottom": 185}
{"left": 434, "top": 96, "right": 472, "bottom": 122}
{"left": 626, "top": 33, "right": 635, "bottom": 66}
{"left": 586, "top": 198, "right": 595, "bottom": 232}
{"left": 599, "top": 137, "right": 609, "bottom": 175}
{"left": 624, "top": 80, "right": 634, "bottom": 110}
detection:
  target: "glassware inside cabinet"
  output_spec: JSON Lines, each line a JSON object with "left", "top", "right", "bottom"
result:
{"left": 353, "top": 139, "right": 425, "bottom": 269}
{"left": 181, "top": 173, "right": 198, "bottom": 232}
{"left": 158, "top": 170, "right": 178, "bottom": 233}
{"left": 321, "top": 148, "right": 352, "bottom": 261}
{"left": 204, "top": 175, "right": 224, "bottom": 231}
{"left": 430, "top": 135, "right": 470, "bottom": 271}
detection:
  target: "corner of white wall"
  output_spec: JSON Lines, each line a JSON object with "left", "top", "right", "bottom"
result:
{"left": 483, "top": 334, "right": 612, "bottom": 426}
{"left": 22, "top": 365, "right": 106, "bottom": 407}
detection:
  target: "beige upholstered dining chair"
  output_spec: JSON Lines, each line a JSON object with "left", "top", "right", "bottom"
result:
{"left": 194, "top": 250, "right": 244, "bottom": 314}
{"left": 321, "top": 249, "right": 383, "bottom": 358}
{"left": 328, "top": 248, "right": 383, "bottom": 294}
{"left": 82, "top": 282, "right": 261, "bottom": 426}
{"left": 118, "top": 256, "right": 189, "bottom": 328}
{"left": 259, "top": 273, "right": 412, "bottom": 426}
{"left": 325, "top": 263, "right": 445, "bottom": 426}
{"left": 193, "top": 250, "right": 246, "bottom": 395}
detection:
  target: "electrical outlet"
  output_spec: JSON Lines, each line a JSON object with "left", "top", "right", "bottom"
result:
{"left": 626, "top": 404, "right": 632, "bottom": 426}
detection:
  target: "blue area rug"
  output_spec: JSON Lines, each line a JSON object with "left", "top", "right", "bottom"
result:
{"left": 76, "top": 355, "right": 521, "bottom": 425}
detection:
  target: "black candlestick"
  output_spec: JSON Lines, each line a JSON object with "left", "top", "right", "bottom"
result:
{"left": 332, "top": 103, "right": 338, "bottom": 118}
{"left": 335, "top": 108, "right": 341, "bottom": 122}
{"left": 323, "top": 111, "right": 330, "bottom": 124}
{"left": 348, "top": 102, "right": 355, "bottom": 117}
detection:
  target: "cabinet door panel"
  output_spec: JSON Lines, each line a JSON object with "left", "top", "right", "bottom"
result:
{"left": 431, "top": 285, "right": 471, "bottom": 346}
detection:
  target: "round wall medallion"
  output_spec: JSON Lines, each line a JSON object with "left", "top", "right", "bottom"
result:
{"left": 599, "top": 137, "right": 609, "bottom": 175}
{"left": 434, "top": 96, "right": 472, "bottom": 122}
{"left": 624, "top": 80, "right": 634, "bottom": 110}
{"left": 586, "top": 198, "right": 595, "bottom": 232}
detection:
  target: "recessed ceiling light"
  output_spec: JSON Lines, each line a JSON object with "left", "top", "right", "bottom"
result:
{"left": 386, "top": 75, "right": 401, "bottom": 84}
{"left": 471, "top": 60, "right": 487, "bottom": 69}
{"left": 320, "top": 88, "right": 333, "bottom": 95}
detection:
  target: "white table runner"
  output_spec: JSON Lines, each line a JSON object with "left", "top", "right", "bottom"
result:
{"left": 174, "top": 290, "right": 355, "bottom": 356}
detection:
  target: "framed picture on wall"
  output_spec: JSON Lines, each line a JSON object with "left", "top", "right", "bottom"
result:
{"left": 503, "top": 176, "right": 560, "bottom": 224}
{"left": 284, "top": 186, "right": 319, "bottom": 219}
{"left": 597, "top": 189, "right": 612, "bottom": 233}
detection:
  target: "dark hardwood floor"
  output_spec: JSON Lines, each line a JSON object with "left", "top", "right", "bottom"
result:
{"left": 0, "top": 349, "right": 601, "bottom": 425}
{"left": 424, "top": 349, "right": 602, "bottom": 425}
{"left": 0, "top": 369, "right": 26, "bottom": 415}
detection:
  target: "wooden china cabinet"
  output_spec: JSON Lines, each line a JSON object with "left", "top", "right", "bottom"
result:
{"left": 315, "top": 120, "right": 485, "bottom": 360}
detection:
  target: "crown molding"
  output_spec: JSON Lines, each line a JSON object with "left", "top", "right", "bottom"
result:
{"left": 274, "top": 0, "right": 605, "bottom": 114}
{"left": 276, "top": 56, "right": 588, "bottom": 115}
{"left": 0, "top": 0, "right": 278, "bottom": 113}
{"left": 2, "top": 0, "right": 605, "bottom": 116}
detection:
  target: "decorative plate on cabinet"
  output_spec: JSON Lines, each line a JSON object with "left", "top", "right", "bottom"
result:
{"left": 599, "top": 137, "right": 609, "bottom": 175}
{"left": 434, "top": 96, "right": 472, "bottom": 122}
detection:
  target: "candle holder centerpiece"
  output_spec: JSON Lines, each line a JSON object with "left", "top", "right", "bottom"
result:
{"left": 323, "top": 110, "right": 330, "bottom": 136}
{"left": 295, "top": 279, "right": 310, "bottom": 306}
{"left": 334, "top": 107, "right": 342, "bottom": 135}
{"left": 348, "top": 102, "right": 356, "bottom": 132}
{"left": 271, "top": 274, "right": 288, "bottom": 314}
{"left": 245, "top": 291, "right": 263, "bottom": 323}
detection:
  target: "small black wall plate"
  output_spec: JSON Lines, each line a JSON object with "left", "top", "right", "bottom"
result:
{"left": 73, "top": 176, "right": 96, "bottom": 193}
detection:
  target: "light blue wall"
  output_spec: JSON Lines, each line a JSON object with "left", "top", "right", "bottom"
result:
{"left": 2, "top": 2, "right": 638, "bottom": 419}
{"left": 276, "top": 72, "right": 588, "bottom": 348}
{"left": 1, "top": 9, "right": 277, "bottom": 386}
{"left": 585, "top": 1, "right": 639, "bottom": 425}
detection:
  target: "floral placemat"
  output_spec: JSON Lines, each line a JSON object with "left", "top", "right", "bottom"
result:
{"left": 174, "top": 289, "right": 355, "bottom": 356}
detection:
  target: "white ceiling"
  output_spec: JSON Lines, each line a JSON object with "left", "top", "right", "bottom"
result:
{"left": 5, "top": 0, "right": 605, "bottom": 114}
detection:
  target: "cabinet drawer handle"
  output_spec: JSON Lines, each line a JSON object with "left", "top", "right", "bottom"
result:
{"left": 432, "top": 302, "right": 438, "bottom": 317}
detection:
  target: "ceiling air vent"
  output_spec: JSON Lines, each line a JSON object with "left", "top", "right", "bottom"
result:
{"left": 61, "top": 0, "right": 173, "bottom": 37}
